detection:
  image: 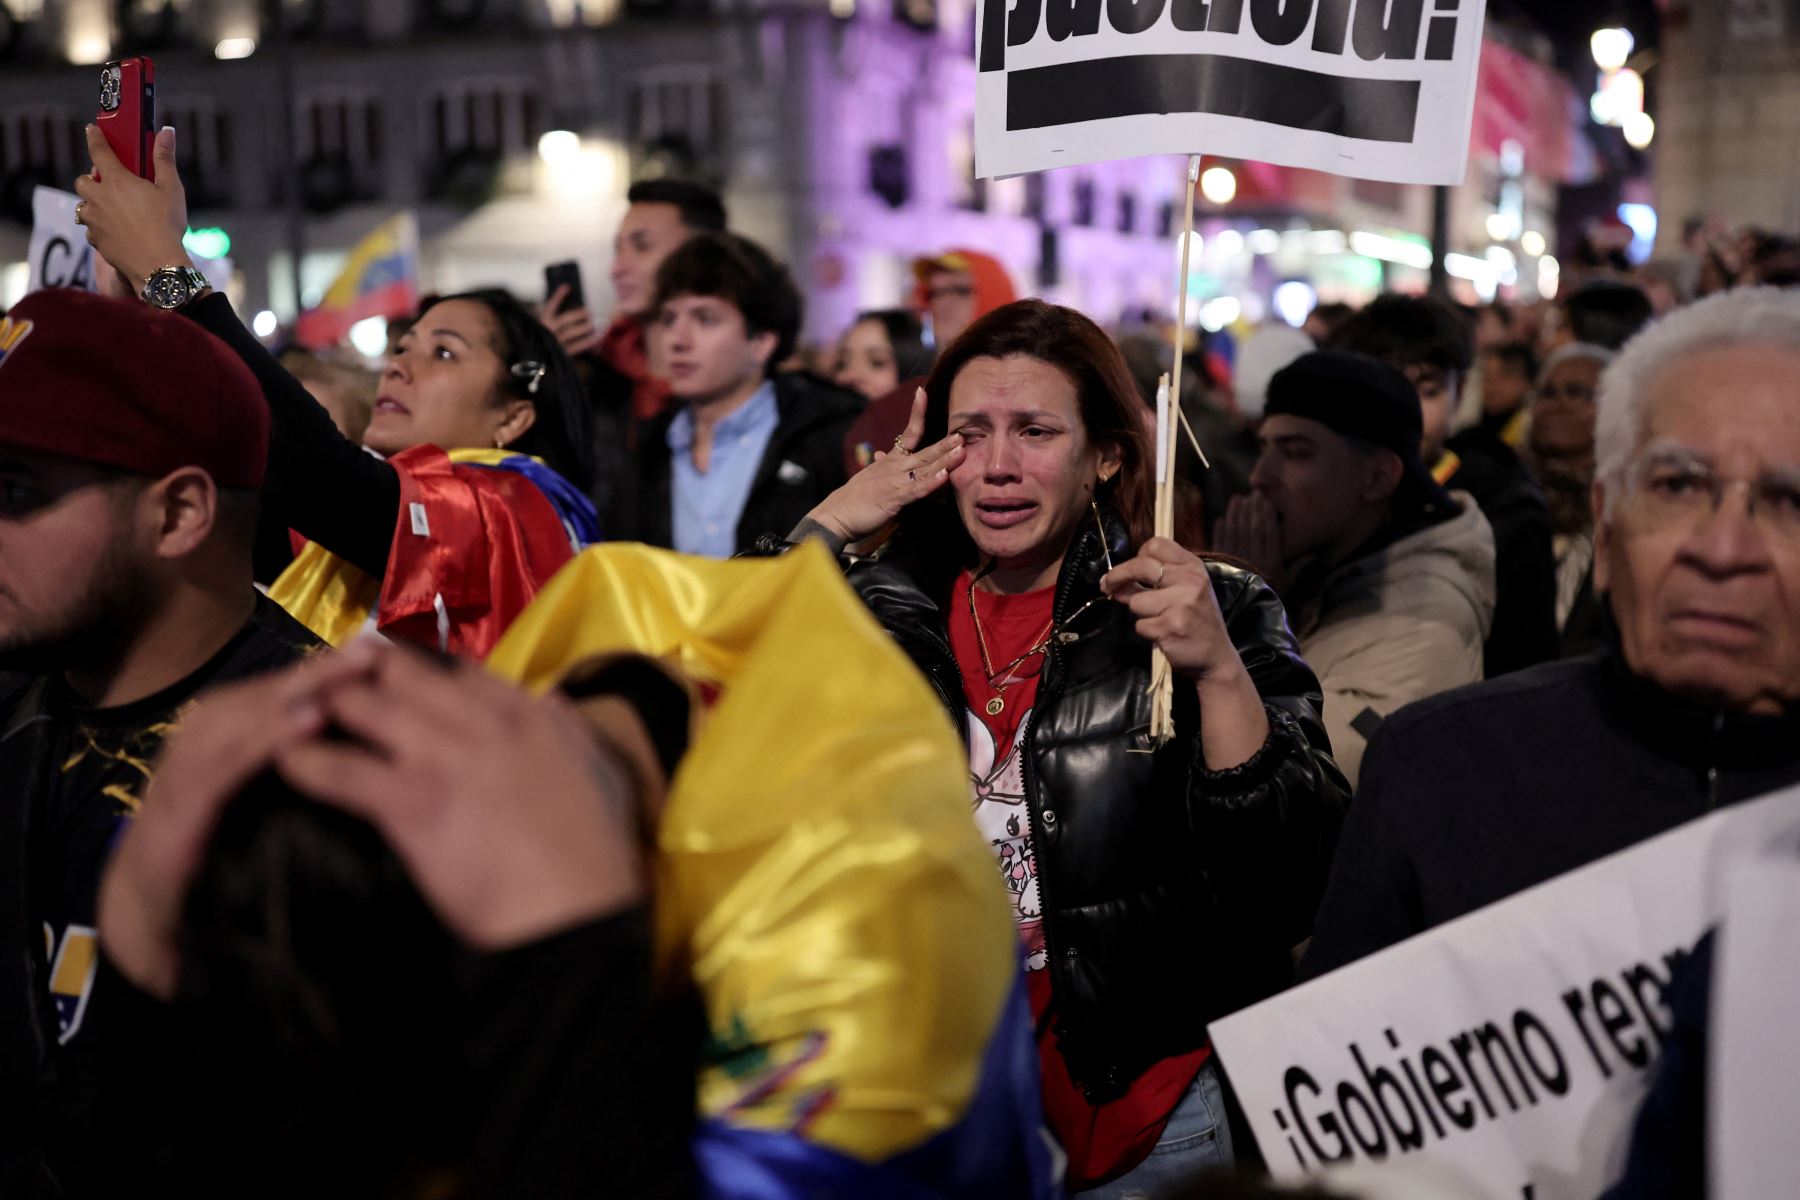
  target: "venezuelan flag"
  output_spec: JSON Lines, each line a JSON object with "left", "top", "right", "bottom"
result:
{"left": 269, "top": 447, "right": 599, "bottom": 653}
{"left": 294, "top": 212, "right": 420, "bottom": 350}
{"left": 487, "top": 544, "right": 1060, "bottom": 1200}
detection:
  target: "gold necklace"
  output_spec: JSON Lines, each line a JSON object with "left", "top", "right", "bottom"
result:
{"left": 966, "top": 577, "right": 1056, "bottom": 717}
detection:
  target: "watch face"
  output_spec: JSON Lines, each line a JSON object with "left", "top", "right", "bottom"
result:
{"left": 145, "top": 270, "right": 190, "bottom": 308}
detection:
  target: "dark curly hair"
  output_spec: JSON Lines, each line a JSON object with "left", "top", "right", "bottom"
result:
{"left": 650, "top": 233, "right": 804, "bottom": 375}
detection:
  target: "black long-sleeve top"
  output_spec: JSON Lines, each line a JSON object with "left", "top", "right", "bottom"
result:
{"left": 182, "top": 293, "right": 399, "bottom": 579}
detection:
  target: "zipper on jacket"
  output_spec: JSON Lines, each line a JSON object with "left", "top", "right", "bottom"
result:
{"left": 1018, "top": 524, "right": 1101, "bottom": 1082}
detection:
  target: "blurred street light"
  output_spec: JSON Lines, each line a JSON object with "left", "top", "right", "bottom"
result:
{"left": 1199, "top": 166, "right": 1237, "bottom": 205}
{"left": 349, "top": 317, "right": 389, "bottom": 359}
{"left": 537, "top": 130, "right": 581, "bottom": 166}
{"left": 1521, "top": 230, "right": 1547, "bottom": 258}
{"left": 252, "top": 310, "right": 279, "bottom": 338}
{"left": 1591, "top": 68, "right": 1643, "bottom": 127}
{"left": 1623, "top": 111, "right": 1656, "bottom": 150}
{"left": 1591, "top": 28, "right": 1635, "bottom": 72}
{"left": 215, "top": 37, "right": 257, "bottom": 59}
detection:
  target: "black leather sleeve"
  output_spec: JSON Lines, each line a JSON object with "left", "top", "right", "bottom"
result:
{"left": 180, "top": 292, "right": 399, "bottom": 578}
{"left": 1186, "top": 564, "right": 1351, "bottom": 950}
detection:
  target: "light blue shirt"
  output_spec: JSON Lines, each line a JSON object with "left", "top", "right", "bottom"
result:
{"left": 667, "top": 382, "right": 780, "bottom": 559}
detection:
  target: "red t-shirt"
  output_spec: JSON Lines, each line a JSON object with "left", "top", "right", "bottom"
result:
{"left": 945, "top": 570, "right": 1208, "bottom": 1189}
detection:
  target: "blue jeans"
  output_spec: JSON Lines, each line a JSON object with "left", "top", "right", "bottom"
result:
{"left": 1075, "top": 1059, "right": 1234, "bottom": 1199}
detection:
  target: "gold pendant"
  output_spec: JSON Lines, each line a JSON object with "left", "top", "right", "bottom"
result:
{"left": 986, "top": 696, "right": 1005, "bottom": 716}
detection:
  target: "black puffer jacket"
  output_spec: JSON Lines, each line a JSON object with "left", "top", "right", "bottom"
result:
{"left": 847, "top": 512, "right": 1350, "bottom": 1102}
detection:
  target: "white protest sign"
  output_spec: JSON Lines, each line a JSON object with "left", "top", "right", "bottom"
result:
{"left": 1710, "top": 824, "right": 1800, "bottom": 1200}
{"left": 976, "top": 0, "right": 1489, "bottom": 184}
{"left": 1210, "top": 784, "right": 1800, "bottom": 1200}
{"left": 24, "top": 186, "right": 232, "bottom": 300}
{"left": 27, "top": 187, "right": 96, "bottom": 294}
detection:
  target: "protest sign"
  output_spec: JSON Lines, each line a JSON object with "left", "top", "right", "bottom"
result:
{"left": 25, "top": 186, "right": 232, "bottom": 300}
{"left": 27, "top": 187, "right": 96, "bottom": 294}
{"left": 975, "top": 0, "right": 1489, "bottom": 184}
{"left": 1210, "top": 784, "right": 1800, "bottom": 1200}
{"left": 1711, "top": 823, "right": 1800, "bottom": 1200}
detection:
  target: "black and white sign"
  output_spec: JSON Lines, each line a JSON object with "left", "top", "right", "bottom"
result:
{"left": 27, "top": 187, "right": 96, "bottom": 295}
{"left": 1210, "top": 784, "right": 1800, "bottom": 1200}
{"left": 976, "top": 0, "right": 1489, "bottom": 184}
{"left": 26, "top": 185, "right": 232, "bottom": 300}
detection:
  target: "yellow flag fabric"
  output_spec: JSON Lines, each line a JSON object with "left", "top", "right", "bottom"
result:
{"left": 485, "top": 542, "right": 1018, "bottom": 1162}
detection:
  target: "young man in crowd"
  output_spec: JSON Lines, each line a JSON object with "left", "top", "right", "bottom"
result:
{"left": 613, "top": 232, "right": 863, "bottom": 556}
{"left": 1303, "top": 288, "right": 1800, "bottom": 977}
{"left": 541, "top": 178, "right": 728, "bottom": 429}
{"left": 0, "top": 289, "right": 319, "bottom": 1189}
{"left": 842, "top": 248, "right": 1018, "bottom": 473}
{"left": 1214, "top": 351, "right": 1495, "bottom": 786}
{"left": 540, "top": 179, "right": 728, "bottom": 518}
{"left": 1327, "top": 294, "right": 1559, "bottom": 677}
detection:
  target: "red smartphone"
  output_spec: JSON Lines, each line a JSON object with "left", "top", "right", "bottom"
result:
{"left": 96, "top": 57, "right": 155, "bottom": 180}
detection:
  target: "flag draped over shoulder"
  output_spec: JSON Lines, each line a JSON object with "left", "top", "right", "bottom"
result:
{"left": 486, "top": 542, "right": 1059, "bottom": 1200}
{"left": 268, "top": 445, "right": 599, "bottom": 657}
{"left": 293, "top": 213, "right": 420, "bottom": 350}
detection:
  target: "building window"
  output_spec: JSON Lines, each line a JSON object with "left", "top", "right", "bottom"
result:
{"left": 1024, "top": 173, "right": 1045, "bottom": 222}
{"left": 293, "top": 91, "right": 384, "bottom": 212}
{"left": 423, "top": 81, "right": 539, "bottom": 206}
{"left": 950, "top": 120, "right": 985, "bottom": 213}
{"left": 115, "top": 0, "right": 187, "bottom": 50}
{"left": 868, "top": 144, "right": 908, "bottom": 208}
{"left": 1158, "top": 198, "right": 1175, "bottom": 238}
{"left": 160, "top": 100, "right": 233, "bottom": 208}
{"left": 0, "top": 106, "right": 82, "bottom": 224}
{"left": 625, "top": 68, "right": 724, "bottom": 174}
{"left": 1117, "top": 191, "right": 1137, "bottom": 235}
{"left": 1072, "top": 176, "right": 1096, "bottom": 227}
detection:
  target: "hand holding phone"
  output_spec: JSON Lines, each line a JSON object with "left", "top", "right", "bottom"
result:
{"left": 96, "top": 57, "right": 156, "bottom": 181}
{"left": 540, "top": 261, "right": 601, "bottom": 357}
{"left": 544, "top": 260, "right": 586, "bottom": 315}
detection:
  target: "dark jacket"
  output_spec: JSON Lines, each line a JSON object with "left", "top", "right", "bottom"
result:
{"left": 1443, "top": 427, "right": 1559, "bottom": 677}
{"left": 619, "top": 373, "right": 865, "bottom": 555}
{"left": 1301, "top": 651, "right": 1800, "bottom": 980}
{"left": 847, "top": 512, "right": 1350, "bottom": 1101}
{"left": 0, "top": 597, "right": 320, "bottom": 1196}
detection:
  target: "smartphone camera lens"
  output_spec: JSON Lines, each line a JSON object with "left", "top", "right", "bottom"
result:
{"left": 99, "top": 67, "right": 121, "bottom": 112}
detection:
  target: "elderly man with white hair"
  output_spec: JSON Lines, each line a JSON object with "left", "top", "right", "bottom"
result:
{"left": 1302, "top": 288, "right": 1800, "bottom": 977}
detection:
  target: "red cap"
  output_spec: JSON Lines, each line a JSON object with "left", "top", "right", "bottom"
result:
{"left": 0, "top": 289, "right": 268, "bottom": 489}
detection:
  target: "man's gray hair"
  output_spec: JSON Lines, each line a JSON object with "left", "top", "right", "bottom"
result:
{"left": 1595, "top": 287, "right": 1800, "bottom": 518}
{"left": 1538, "top": 342, "right": 1614, "bottom": 386}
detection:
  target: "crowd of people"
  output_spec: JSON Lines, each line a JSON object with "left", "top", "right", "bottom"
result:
{"left": 0, "top": 116, "right": 1794, "bottom": 1200}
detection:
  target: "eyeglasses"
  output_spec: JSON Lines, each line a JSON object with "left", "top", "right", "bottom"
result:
{"left": 1625, "top": 449, "right": 1800, "bottom": 540}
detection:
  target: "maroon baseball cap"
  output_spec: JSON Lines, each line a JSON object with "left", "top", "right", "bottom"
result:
{"left": 0, "top": 288, "right": 268, "bottom": 489}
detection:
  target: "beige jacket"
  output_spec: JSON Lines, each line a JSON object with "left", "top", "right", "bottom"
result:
{"left": 1291, "top": 494, "right": 1497, "bottom": 787}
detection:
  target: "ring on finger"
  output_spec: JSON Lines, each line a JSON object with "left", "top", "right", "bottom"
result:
{"left": 73, "top": 201, "right": 88, "bottom": 227}
{"left": 1154, "top": 563, "right": 1167, "bottom": 588}
{"left": 892, "top": 435, "right": 912, "bottom": 457}
{"left": 908, "top": 468, "right": 917, "bottom": 481}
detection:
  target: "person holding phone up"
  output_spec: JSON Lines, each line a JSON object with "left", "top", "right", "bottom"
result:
{"left": 74, "top": 126, "right": 601, "bottom": 659}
